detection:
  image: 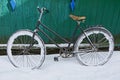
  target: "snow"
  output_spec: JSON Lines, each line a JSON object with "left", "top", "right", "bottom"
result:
{"left": 0, "top": 51, "right": 120, "bottom": 80}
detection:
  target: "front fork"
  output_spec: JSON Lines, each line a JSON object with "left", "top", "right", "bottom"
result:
{"left": 23, "top": 29, "right": 38, "bottom": 53}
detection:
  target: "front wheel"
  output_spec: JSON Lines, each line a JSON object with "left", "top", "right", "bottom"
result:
{"left": 7, "top": 30, "right": 46, "bottom": 69}
{"left": 74, "top": 27, "right": 114, "bottom": 66}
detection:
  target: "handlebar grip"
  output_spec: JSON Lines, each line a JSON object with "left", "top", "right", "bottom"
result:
{"left": 45, "top": 9, "right": 49, "bottom": 13}
{"left": 37, "top": 6, "right": 41, "bottom": 13}
{"left": 42, "top": 7, "right": 49, "bottom": 13}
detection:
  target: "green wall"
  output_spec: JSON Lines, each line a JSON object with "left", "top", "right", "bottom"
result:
{"left": 0, "top": 0, "right": 120, "bottom": 44}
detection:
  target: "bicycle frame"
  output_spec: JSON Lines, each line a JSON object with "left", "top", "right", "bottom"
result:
{"left": 33, "top": 20, "right": 81, "bottom": 49}
{"left": 30, "top": 7, "right": 96, "bottom": 54}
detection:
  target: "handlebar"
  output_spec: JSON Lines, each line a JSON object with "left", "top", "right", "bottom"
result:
{"left": 37, "top": 6, "right": 49, "bottom": 13}
{"left": 37, "top": 6, "right": 49, "bottom": 21}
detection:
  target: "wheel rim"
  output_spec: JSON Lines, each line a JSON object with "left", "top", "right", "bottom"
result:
{"left": 7, "top": 31, "right": 45, "bottom": 69}
{"left": 75, "top": 30, "right": 114, "bottom": 66}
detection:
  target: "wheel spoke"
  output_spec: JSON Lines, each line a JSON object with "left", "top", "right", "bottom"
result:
{"left": 75, "top": 27, "right": 114, "bottom": 66}
{"left": 7, "top": 30, "right": 45, "bottom": 69}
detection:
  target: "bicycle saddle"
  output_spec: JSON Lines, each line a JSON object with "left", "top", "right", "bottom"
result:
{"left": 69, "top": 14, "right": 86, "bottom": 21}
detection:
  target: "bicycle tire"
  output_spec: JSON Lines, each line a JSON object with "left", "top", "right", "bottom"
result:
{"left": 74, "top": 27, "right": 114, "bottom": 66}
{"left": 7, "top": 30, "right": 46, "bottom": 69}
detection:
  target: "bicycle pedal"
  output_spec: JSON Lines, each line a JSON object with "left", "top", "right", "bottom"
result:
{"left": 54, "top": 57, "right": 59, "bottom": 61}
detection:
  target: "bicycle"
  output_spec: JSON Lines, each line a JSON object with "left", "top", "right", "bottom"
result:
{"left": 7, "top": 7, "right": 114, "bottom": 69}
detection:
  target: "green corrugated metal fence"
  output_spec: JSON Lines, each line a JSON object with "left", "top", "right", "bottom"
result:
{"left": 0, "top": 0, "right": 120, "bottom": 44}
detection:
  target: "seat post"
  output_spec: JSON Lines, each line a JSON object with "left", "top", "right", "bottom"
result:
{"left": 77, "top": 21, "right": 81, "bottom": 25}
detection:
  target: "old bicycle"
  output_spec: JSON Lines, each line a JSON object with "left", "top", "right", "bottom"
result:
{"left": 7, "top": 7, "right": 114, "bottom": 69}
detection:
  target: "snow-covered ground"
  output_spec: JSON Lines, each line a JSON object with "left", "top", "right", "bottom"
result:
{"left": 0, "top": 51, "right": 120, "bottom": 80}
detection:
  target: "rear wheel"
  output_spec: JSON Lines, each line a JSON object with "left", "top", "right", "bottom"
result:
{"left": 74, "top": 27, "right": 114, "bottom": 66}
{"left": 7, "top": 30, "right": 46, "bottom": 69}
